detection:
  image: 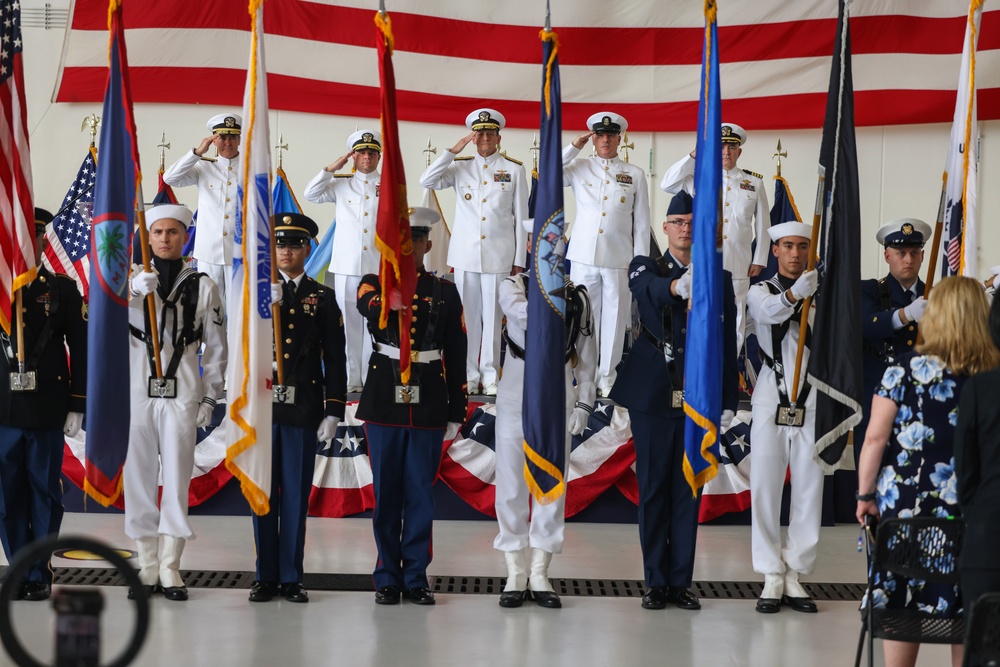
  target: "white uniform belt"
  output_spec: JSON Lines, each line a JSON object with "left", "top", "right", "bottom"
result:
{"left": 377, "top": 344, "right": 442, "bottom": 363}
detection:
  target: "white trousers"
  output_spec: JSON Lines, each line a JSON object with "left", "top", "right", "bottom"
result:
{"left": 492, "top": 357, "right": 573, "bottom": 554}
{"left": 123, "top": 398, "right": 197, "bottom": 541}
{"left": 198, "top": 262, "right": 232, "bottom": 318}
{"left": 454, "top": 269, "right": 503, "bottom": 388}
{"left": 733, "top": 276, "right": 750, "bottom": 352}
{"left": 570, "top": 262, "right": 628, "bottom": 391}
{"left": 749, "top": 403, "right": 823, "bottom": 575}
{"left": 334, "top": 273, "right": 371, "bottom": 389}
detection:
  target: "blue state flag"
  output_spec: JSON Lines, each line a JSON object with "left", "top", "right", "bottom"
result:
{"left": 682, "top": 0, "right": 724, "bottom": 494}
{"left": 522, "top": 28, "right": 567, "bottom": 504}
{"left": 84, "top": 0, "right": 139, "bottom": 506}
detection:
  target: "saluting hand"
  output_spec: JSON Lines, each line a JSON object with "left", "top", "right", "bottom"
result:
{"left": 571, "top": 132, "right": 595, "bottom": 150}
{"left": 325, "top": 152, "right": 353, "bottom": 173}
{"left": 194, "top": 136, "right": 215, "bottom": 157}
{"left": 449, "top": 133, "right": 475, "bottom": 154}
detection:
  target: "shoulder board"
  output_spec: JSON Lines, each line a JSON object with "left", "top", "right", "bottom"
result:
{"left": 199, "top": 156, "right": 218, "bottom": 163}
{"left": 454, "top": 156, "right": 474, "bottom": 161}
{"left": 501, "top": 153, "right": 523, "bottom": 166}
{"left": 333, "top": 173, "right": 353, "bottom": 178}
{"left": 743, "top": 169, "right": 763, "bottom": 180}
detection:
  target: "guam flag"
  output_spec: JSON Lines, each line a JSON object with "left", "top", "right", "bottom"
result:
{"left": 522, "top": 26, "right": 567, "bottom": 504}
{"left": 682, "top": 0, "right": 724, "bottom": 494}
{"left": 83, "top": 0, "right": 139, "bottom": 505}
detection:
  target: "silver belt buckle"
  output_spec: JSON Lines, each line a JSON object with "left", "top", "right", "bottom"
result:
{"left": 395, "top": 385, "right": 420, "bottom": 404}
{"left": 147, "top": 377, "right": 177, "bottom": 399}
{"left": 9, "top": 371, "right": 36, "bottom": 392}
{"left": 776, "top": 406, "right": 804, "bottom": 427}
{"left": 671, "top": 390, "right": 684, "bottom": 409}
{"left": 272, "top": 384, "right": 296, "bottom": 404}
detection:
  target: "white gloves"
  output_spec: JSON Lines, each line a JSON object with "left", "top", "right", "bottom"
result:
{"left": 196, "top": 402, "right": 214, "bottom": 428}
{"left": 63, "top": 412, "right": 84, "bottom": 438}
{"left": 790, "top": 269, "right": 818, "bottom": 300}
{"left": 903, "top": 296, "right": 928, "bottom": 323}
{"left": 388, "top": 288, "right": 403, "bottom": 311}
{"left": 674, "top": 269, "right": 693, "bottom": 300}
{"left": 131, "top": 270, "right": 158, "bottom": 296}
{"left": 270, "top": 282, "right": 282, "bottom": 306}
{"left": 317, "top": 416, "right": 341, "bottom": 443}
{"left": 568, "top": 407, "right": 590, "bottom": 436}
{"left": 720, "top": 410, "right": 735, "bottom": 430}
{"left": 444, "top": 422, "right": 462, "bottom": 441}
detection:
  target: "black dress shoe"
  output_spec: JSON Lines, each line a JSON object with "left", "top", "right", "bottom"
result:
{"left": 374, "top": 586, "right": 401, "bottom": 605}
{"left": 405, "top": 588, "right": 436, "bottom": 605}
{"left": 22, "top": 582, "right": 51, "bottom": 602}
{"left": 127, "top": 585, "right": 157, "bottom": 600}
{"left": 756, "top": 597, "right": 781, "bottom": 614}
{"left": 162, "top": 586, "right": 188, "bottom": 601}
{"left": 532, "top": 590, "right": 562, "bottom": 609}
{"left": 248, "top": 581, "right": 279, "bottom": 602}
{"left": 498, "top": 589, "right": 530, "bottom": 608}
{"left": 281, "top": 583, "right": 309, "bottom": 603}
{"left": 641, "top": 587, "right": 668, "bottom": 610}
{"left": 667, "top": 587, "right": 702, "bottom": 610}
{"left": 782, "top": 595, "right": 818, "bottom": 613}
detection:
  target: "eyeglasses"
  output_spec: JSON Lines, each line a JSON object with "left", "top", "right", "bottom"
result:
{"left": 666, "top": 219, "right": 693, "bottom": 227}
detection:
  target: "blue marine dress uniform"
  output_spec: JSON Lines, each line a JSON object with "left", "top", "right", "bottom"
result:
{"left": 0, "top": 210, "right": 87, "bottom": 601}
{"left": 250, "top": 213, "right": 347, "bottom": 603}
{"left": 855, "top": 218, "right": 931, "bottom": 468}
{"left": 610, "top": 220, "right": 738, "bottom": 610}
{"left": 356, "top": 209, "right": 468, "bottom": 604}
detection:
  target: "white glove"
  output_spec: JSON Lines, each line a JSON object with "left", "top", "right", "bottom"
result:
{"left": 63, "top": 412, "right": 84, "bottom": 438}
{"left": 567, "top": 407, "right": 590, "bottom": 436}
{"left": 316, "top": 416, "right": 341, "bottom": 443}
{"left": 720, "top": 409, "right": 735, "bottom": 430}
{"left": 443, "top": 422, "right": 462, "bottom": 441}
{"left": 388, "top": 288, "right": 403, "bottom": 311}
{"left": 790, "top": 269, "right": 818, "bottom": 300}
{"left": 270, "top": 282, "right": 282, "bottom": 306}
{"left": 196, "top": 402, "right": 214, "bottom": 428}
{"left": 902, "top": 296, "right": 928, "bottom": 323}
{"left": 674, "top": 269, "right": 693, "bottom": 300}
{"left": 131, "top": 270, "right": 159, "bottom": 296}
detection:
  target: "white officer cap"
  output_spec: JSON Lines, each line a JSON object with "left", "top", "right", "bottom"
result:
{"left": 408, "top": 206, "right": 440, "bottom": 236}
{"left": 587, "top": 111, "right": 627, "bottom": 134}
{"left": 768, "top": 221, "right": 812, "bottom": 243}
{"left": 466, "top": 108, "right": 505, "bottom": 132}
{"left": 347, "top": 129, "right": 382, "bottom": 153}
{"left": 875, "top": 218, "right": 932, "bottom": 248}
{"left": 145, "top": 204, "right": 194, "bottom": 230}
{"left": 206, "top": 113, "right": 242, "bottom": 135}
{"left": 721, "top": 122, "right": 747, "bottom": 146}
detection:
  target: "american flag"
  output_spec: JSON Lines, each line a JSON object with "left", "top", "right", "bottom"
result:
{"left": 0, "top": 0, "right": 36, "bottom": 334}
{"left": 43, "top": 149, "right": 97, "bottom": 300}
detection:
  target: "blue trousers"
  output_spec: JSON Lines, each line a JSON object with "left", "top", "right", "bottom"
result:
{"left": 631, "top": 413, "right": 701, "bottom": 589}
{"left": 366, "top": 423, "right": 444, "bottom": 590}
{"left": 252, "top": 424, "right": 316, "bottom": 584}
{"left": 0, "top": 426, "right": 65, "bottom": 584}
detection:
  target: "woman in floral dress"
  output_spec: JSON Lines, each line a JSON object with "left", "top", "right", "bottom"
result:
{"left": 856, "top": 276, "right": 1000, "bottom": 667}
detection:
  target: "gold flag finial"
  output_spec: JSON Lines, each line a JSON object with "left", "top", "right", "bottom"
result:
{"left": 274, "top": 134, "right": 289, "bottom": 171}
{"left": 620, "top": 131, "right": 635, "bottom": 164}
{"left": 529, "top": 133, "right": 539, "bottom": 172}
{"left": 157, "top": 132, "right": 171, "bottom": 172}
{"left": 422, "top": 136, "right": 437, "bottom": 167}
{"left": 773, "top": 139, "right": 788, "bottom": 177}
{"left": 81, "top": 114, "right": 101, "bottom": 148}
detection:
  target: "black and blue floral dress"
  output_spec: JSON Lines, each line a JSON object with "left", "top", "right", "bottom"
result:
{"left": 868, "top": 352, "right": 966, "bottom": 616}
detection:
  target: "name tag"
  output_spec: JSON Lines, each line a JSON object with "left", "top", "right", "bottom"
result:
{"left": 273, "top": 384, "right": 296, "bottom": 404}
{"left": 148, "top": 377, "right": 177, "bottom": 399}
{"left": 9, "top": 371, "right": 36, "bottom": 392}
{"left": 395, "top": 385, "right": 421, "bottom": 404}
{"left": 775, "top": 406, "right": 805, "bottom": 427}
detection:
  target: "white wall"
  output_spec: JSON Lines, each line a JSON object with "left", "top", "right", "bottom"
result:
{"left": 20, "top": 19, "right": 999, "bottom": 283}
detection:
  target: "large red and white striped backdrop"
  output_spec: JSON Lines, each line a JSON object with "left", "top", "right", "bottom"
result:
{"left": 54, "top": 0, "right": 1000, "bottom": 131}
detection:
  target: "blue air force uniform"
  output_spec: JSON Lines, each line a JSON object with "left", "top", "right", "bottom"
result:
{"left": 610, "top": 252, "right": 738, "bottom": 593}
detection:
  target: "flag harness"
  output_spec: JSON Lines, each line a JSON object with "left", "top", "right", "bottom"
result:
{"left": 501, "top": 272, "right": 590, "bottom": 366}
{"left": 371, "top": 277, "right": 442, "bottom": 405}
{"left": 2, "top": 274, "right": 62, "bottom": 393}
{"left": 759, "top": 277, "right": 812, "bottom": 426}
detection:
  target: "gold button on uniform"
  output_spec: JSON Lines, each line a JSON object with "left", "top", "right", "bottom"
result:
{"left": 599, "top": 229, "right": 604, "bottom": 234}
{"left": 481, "top": 235, "right": 486, "bottom": 239}
{"left": 289, "top": 309, "right": 295, "bottom": 314}
{"left": 285, "top": 338, "right": 292, "bottom": 344}
{"left": 411, "top": 328, "right": 417, "bottom": 334}
{"left": 601, "top": 212, "right": 606, "bottom": 217}
{"left": 283, "top": 353, "right": 290, "bottom": 359}
{"left": 288, "top": 323, "right": 295, "bottom": 329}
{"left": 411, "top": 304, "right": 418, "bottom": 311}
{"left": 603, "top": 196, "right": 607, "bottom": 200}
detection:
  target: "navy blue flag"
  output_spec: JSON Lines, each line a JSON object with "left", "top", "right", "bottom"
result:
{"left": 522, "top": 28, "right": 567, "bottom": 504}
{"left": 752, "top": 175, "right": 802, "bottom": 285}
{"left": 682, "top": 0, "right": 724, "bottom": 494}
{"left": 807, "top": 0, "right": 863, "bottom": 469}
{"left": 84, "top": 0, "right": 138, "bottom": 506}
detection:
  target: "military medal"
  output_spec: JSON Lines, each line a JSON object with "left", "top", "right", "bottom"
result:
{"left": 615, "top": 173, "right": 633, "bottom": 185}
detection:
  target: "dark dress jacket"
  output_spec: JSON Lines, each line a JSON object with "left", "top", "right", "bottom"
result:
{"left": 860, "top": 274, "right": 923, "bottom": 393}
{"left": 955, "top": 368, "right": 1000, "bottom": 571}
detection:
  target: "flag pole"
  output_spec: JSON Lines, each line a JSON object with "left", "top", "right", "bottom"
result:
{"left": 790, "top": 166, "right": 825, "bottom": 403}
{"left": 270, "top": 217, "right": 286, "bottom": 386}
{"left": 14, "top": 290, "right": 25, "bottom": 374}
{"left": 134, "top": 187, "right": 163, "bottom": 379}
{"left": 915, "top": 173, "right": 948, "bottom": 347}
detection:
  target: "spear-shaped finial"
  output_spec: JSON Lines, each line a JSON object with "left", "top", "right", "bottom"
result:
{"left": 422, "top": 136, "right": 437, "bottom": 167}
{"left": 620, "top": 131, "right": 635, "bottom": 164}
{"left": 157, "top": 132, "right": 171, "bottom": 172}
{"left": 545, "top": 0, "right": 551, "bottom": 32}
{"left": 275, "top": 134, "right": 289, "bottom": 171}
{"left": 81, "top": 114, "right": 101, "bottom": 148}
{"left": 773, "top": 139, "right": 788, "bottom": 177}
{"left": 529, "top": 133, "right": 540, "bottom": 172}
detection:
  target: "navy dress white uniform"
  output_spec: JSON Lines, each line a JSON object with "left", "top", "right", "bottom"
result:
{"left": 661, "top": 122, "right": 770, "bottom": 351}
{"left": 493, "top": 266, "right": 596, "bottom": 609}
{"left": 419, "top": 108, "right": 527, "bottom": 395}
{"left": 746, "top": 221, "right": 822, "bottom": 614}
{"left": 610, "top": 192, "right": 738, "bottom": 611}
{"left": 356, "top": 208, "right": 468, "bottom": 606}
{"left": 125, "top": 204, "right": 227, "bottom": 601}
{"left": 163, "top": 112, "right": 242, "bottom": 310}
{"left": 562, "top": 112, "right": 650, "bottom": 395}
{"left": 856, "top": 218, "right": 931, "bottom": 469}
{"left": 303, "top": 129, "right": 382, "bottom": 392}
{"left": 0, "top": 210, "right": 86, "bottom": 602}
{"left": 249, "top": 213, "right": 347, "bottom": 604}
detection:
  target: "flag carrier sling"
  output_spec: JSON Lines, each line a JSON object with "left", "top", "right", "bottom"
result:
{"left": 371, "top": 279, "right": 442, "bottom": 405}
{"left": 760, "top": 276, "right": 811, "bottom": 427}
{"left": 3, "top": 283, "right": 63, "bottom": 392}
